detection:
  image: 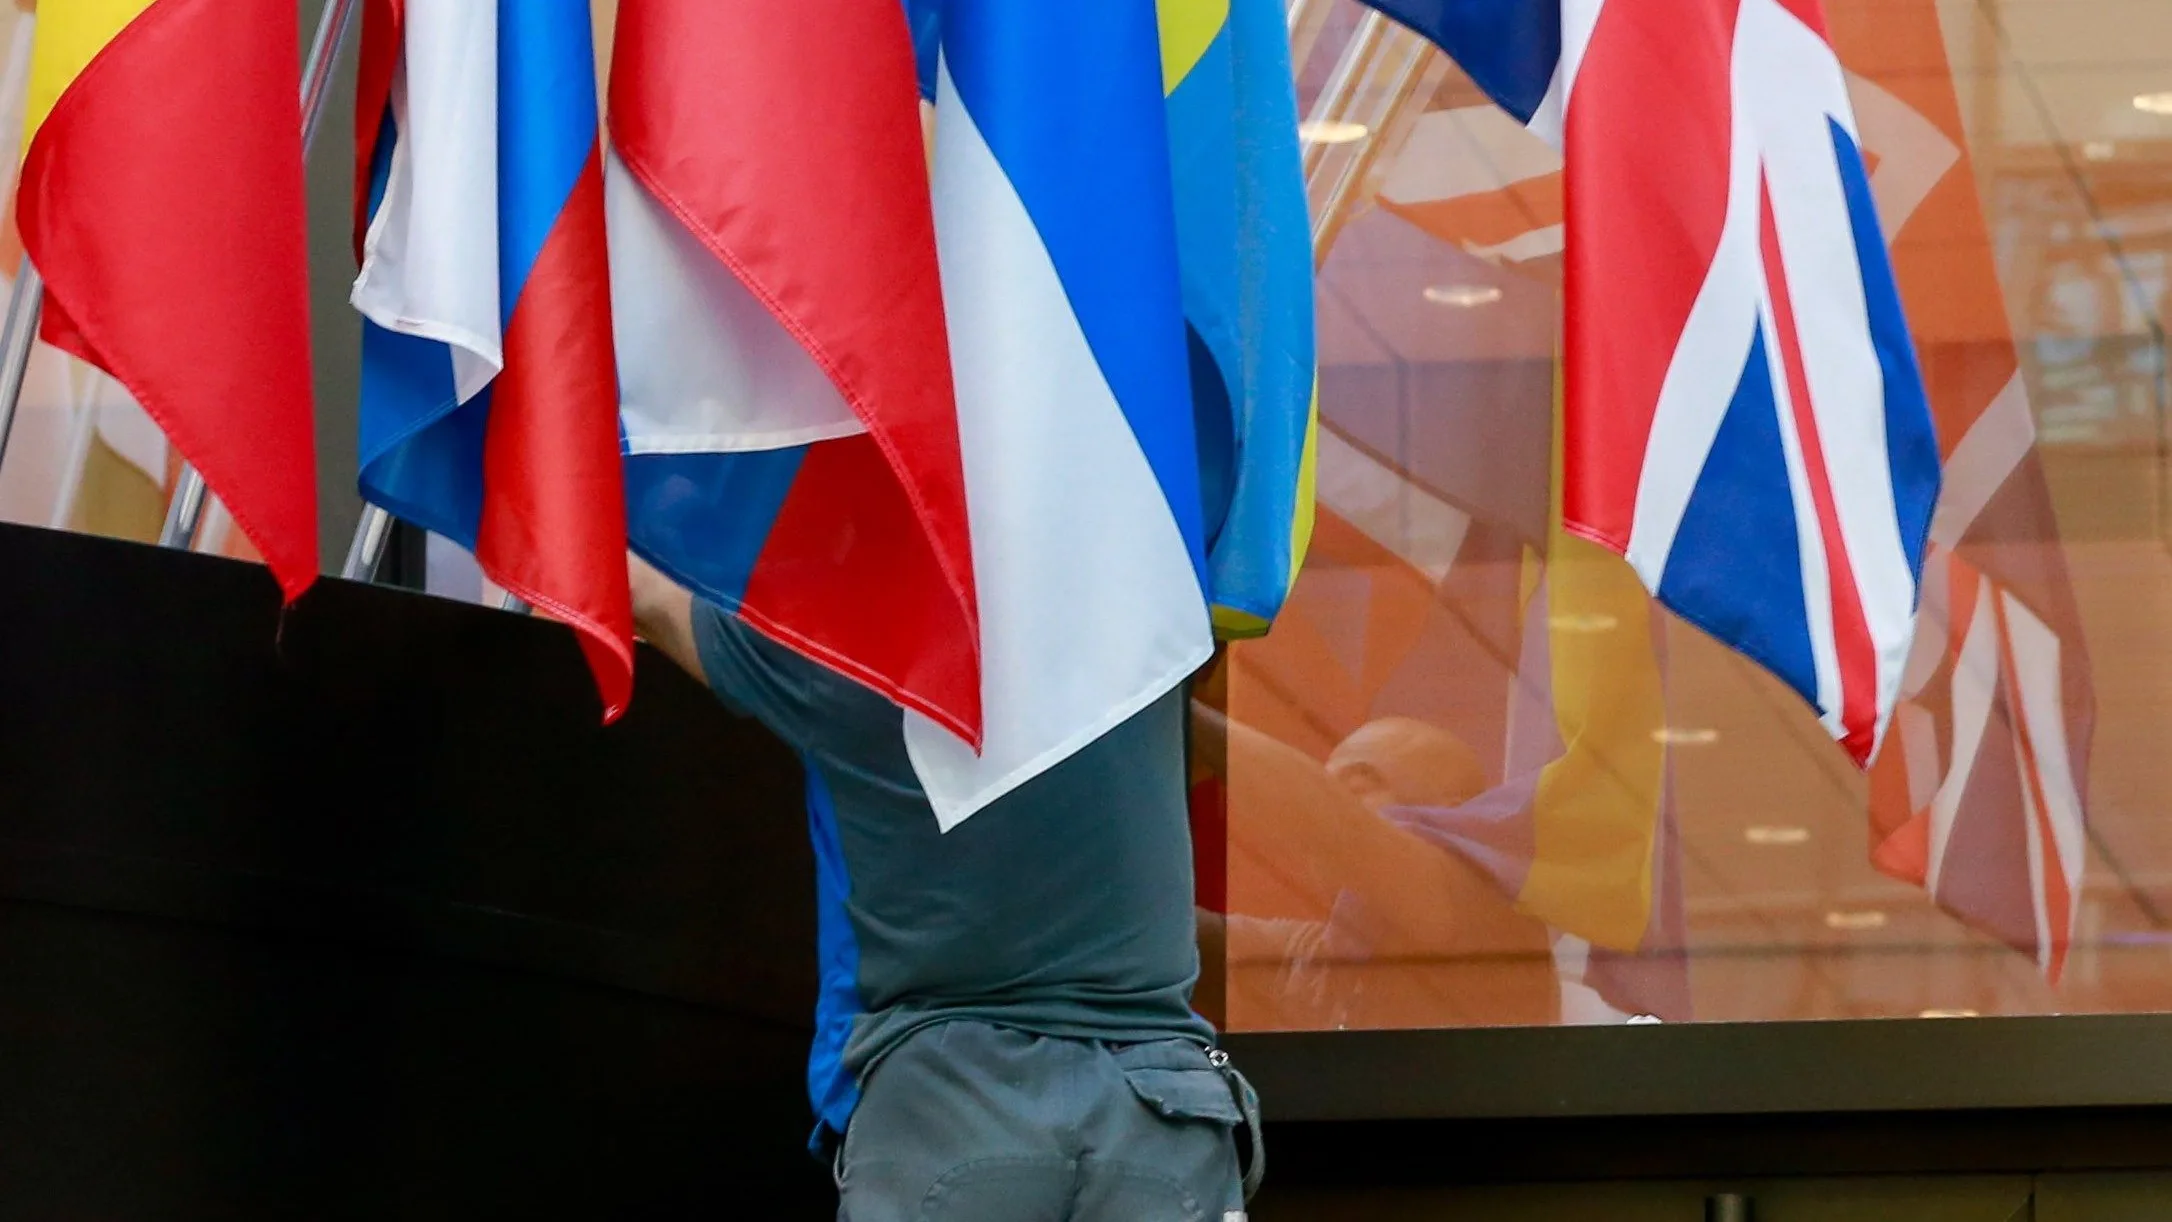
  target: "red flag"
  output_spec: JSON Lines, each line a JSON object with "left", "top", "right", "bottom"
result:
{"left": 20, "top": 0, "right": 317, "bottom": 598}
{"left": 605, "top": 0, "right": 980, "bottom": 744}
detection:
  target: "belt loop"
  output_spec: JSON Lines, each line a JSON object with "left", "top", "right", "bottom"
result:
{"left": 1207, "top": 1047, "right": 1265, "bottom": 1202}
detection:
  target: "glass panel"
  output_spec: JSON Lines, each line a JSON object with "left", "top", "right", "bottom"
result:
{"left": 1205, "top": 0, "right": 2172, "bottom": 1030}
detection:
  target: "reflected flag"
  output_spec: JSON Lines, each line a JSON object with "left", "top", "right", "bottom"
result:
{"left": 1874, "top": 548, "right": 2085, "bottom": 980}
{"left": 1831, "top": 0, "right": 2093, "bottom": 980}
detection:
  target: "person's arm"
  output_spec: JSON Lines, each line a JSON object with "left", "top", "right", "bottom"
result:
{"left": 628, "top": 552, "right": 704, "bottom": 682}
{"left": 627, "top": 552, "right": 894, "bottom": 758}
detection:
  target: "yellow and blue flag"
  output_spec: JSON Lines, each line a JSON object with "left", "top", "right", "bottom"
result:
{"left": 1160, "top": 0, "right": 1320, "bottom": 640}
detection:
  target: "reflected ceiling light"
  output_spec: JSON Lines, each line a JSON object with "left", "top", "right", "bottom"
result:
{"left": 1744, "top": 825, "right": 1811, "bottom": 847}
{"left": 1422, "top": 283, "right": 1504, "bottom": 308}
{"left": 1651, "top": 726, "right": 1721, "bottom": 746}
{"left": 1299, "top": 119, "right": 1370, "bottom": 145}
{"left": 1824, "top": 909, "right": 1889, "bottom": 931}
{"left": 1548, "top": 611, "right": 1619, "bottom": 634}
{"left": 1918, "top": 1008, "right": 1980, "bottom": 1019}
{"left": 2082, "top": 140, "right": 2119, "bottom": 162}
{"left": 2134, "top": 92, "right": 2172, "bottom": 116}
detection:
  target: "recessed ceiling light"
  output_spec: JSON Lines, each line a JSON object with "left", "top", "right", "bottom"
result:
{"left": 1918, "top": 1008, "right": 1980, "bottom": 1019}
{"left": 2082, "top": 140, "right": 2118, "bottom": 162}
{"left": 1422, "top": 284, "right": 1503, "bottom": 308}
{"left": 1298, "top": 119, "right": 1369, "bottom": 145}
{"left": 1824, "top": 909, "right": 1889, "bottom": 931}
{"left": 1548, "top": 611, "right": 1619, "bottom": 634}
{"left": 2134, "top": 92, "right": 2172, "bottom": 116}
{"left": 1744, "top": 825, "right": 1811, "bottom": 846}
{"left": 1651, "top": 727, "right": 1720, "bottom": 746}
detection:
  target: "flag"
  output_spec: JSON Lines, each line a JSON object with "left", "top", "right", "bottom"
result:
{"left": 1360, "top": 0, "right": 1944, "bottom": 768}
{"left": 908, "top": 0, "right": 1213, "bottom": 826}
{"left": 1873, "top": 548, "right": 2086, "bottom": 979}
{"left": 1829, "top": 2, "right": 2093, "bottom": 979}
{"left": 1160, "top": 0, "right": 1320, "bottom": 639}
{"left": 20, "top": 0, "right": 318, "bottom": 597}
{"left": 352, "top": 0, "right": 634, "bottom": 719}
{"left": 603, "top": 0, "right": 980, "bottom": 745}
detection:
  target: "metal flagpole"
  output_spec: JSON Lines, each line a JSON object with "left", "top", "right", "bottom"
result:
{"left": 342, "top": 499, "right": 392, "bottom": 580}
{"left": 0, "top": 258, "right": 44, "bottom": 469}
{"left": 1303, "top": 12, "right": 1440, "bottom": 261}
{"left": 158, "top": 0, "right": 360, "bottom": 551}
{"left": 1285, "top": 0, "right": 1337, "bottom": 80}
{"left": 340, "top": 506, "right": 391, "bottom": 580}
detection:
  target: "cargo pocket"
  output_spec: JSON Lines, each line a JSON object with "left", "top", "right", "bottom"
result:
{"left": 1113, "top": 1040, "right": 1263, "bottom": 1204}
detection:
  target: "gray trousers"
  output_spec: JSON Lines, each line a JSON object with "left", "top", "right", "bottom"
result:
{"left": 836, "top": 1021, "right": 1261, "bottom": 1221}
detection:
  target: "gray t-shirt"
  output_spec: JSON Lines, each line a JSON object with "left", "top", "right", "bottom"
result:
{"left": 692, "top": 603, "right": 1211, "bottom": 1113}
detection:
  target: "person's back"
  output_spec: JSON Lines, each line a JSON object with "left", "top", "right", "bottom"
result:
{"left": 631, "top": 558, "right": 1256, "bottom": 1221}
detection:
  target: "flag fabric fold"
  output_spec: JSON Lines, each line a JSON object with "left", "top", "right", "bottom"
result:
{"left": 1160, "top": 0, "right": 1320, "bottom": 640}
{"left": 352, "top": 0, "right": 634, "bottom": 719}
{"left": 604, "top": 0, "right": 981, "bottom": 746}
{"left": 1359, "top": 0, "right": 1943, "bottom": 770}
{"left": 908, "top": 0, "right": 1214, "bottom": 826}
{"left": 21, "top": 0, "right": 319, "bottom": 599}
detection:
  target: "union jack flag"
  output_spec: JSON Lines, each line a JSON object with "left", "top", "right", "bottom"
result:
{"left": 1360, "top": 0, "right": 1943, "bottom": 768}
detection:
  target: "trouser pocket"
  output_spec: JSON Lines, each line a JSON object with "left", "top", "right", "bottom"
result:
{"left": 1112, "top": 1040, "right": 1265, "bottom": 1205}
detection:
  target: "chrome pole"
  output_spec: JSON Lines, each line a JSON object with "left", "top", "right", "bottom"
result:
{"left": 1285, "top": 0, "right": 1337, "bottom": 78}
{"left": 340, "top": 498, "right": 393, "bottom": 581}
{"left": 1310, "top": 25, "right": 1436, "bottom": 259}
{"left": 0, "top": 257, "right": 44, "bottom": 469}
{"left": 161, "top": 0, "right": 361, "bottom": 551}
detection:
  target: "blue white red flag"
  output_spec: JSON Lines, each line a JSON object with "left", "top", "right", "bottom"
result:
{"left": 909, "top": 0, "right": 1213, "bottom": 826}
{"left": 351, "top": 0, "right": 634, "bottom": 718}
{"left": 1360, "top": 0, "right": 1943, "bottom": 766}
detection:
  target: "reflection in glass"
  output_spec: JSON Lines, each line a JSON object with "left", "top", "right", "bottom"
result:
{"left": 1208, "top": 0, "right": 2172, "bottom": 1031}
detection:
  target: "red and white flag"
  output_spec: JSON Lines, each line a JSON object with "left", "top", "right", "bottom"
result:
{"left": 605, "top": 0, "right": 981, "bottom": 744}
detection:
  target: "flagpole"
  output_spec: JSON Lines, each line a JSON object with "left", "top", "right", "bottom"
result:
{"left": 342, "top": 500, "right": 392, "bottom": 580}
{"left": 0, "top": 257, "right": 43, "bottom": 469}
{"left": 1285, "top": 0, "right": 1337, "bottom": 79}
{"left": 159, "top": 0, "right": 360, "bottom": 551}
{"left": 1303, "top": 14, "right": 1437, "bottom": 261}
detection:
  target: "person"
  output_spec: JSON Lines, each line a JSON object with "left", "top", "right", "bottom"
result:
{"left": 1193, "top": 703, "right": 1559, "bottom": 1030}
{"left": 629, "top": 555, "right": 1260, "bottom": 1222}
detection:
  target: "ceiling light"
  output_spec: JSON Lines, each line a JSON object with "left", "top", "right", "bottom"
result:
{"left": 2134, "top": 93, "right": 2172, "bottom": 116}
{"left": 1299, "top": 119, "right": 1370, "bottom": 145}
{"left": 1651, "top": 727, "right": 1721, "bottom": 747}
{"left": 1548, "top": 612, "right": 1619, "bottom": 634}
{"left": 1422, "top": 284, "right": 1504, "bottom": 308}
{"left": 2082, "top": 140, "right": 2118, "bottom": 162}
{"left": 1744, "top": 825, "right": 1810, "bottom": 847}
{"left": 1918, "top": 1008, "right": 1979, "bottom": 1019}
{"left": 1824, "top": 909, "right": 1889, "bottom": 931}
